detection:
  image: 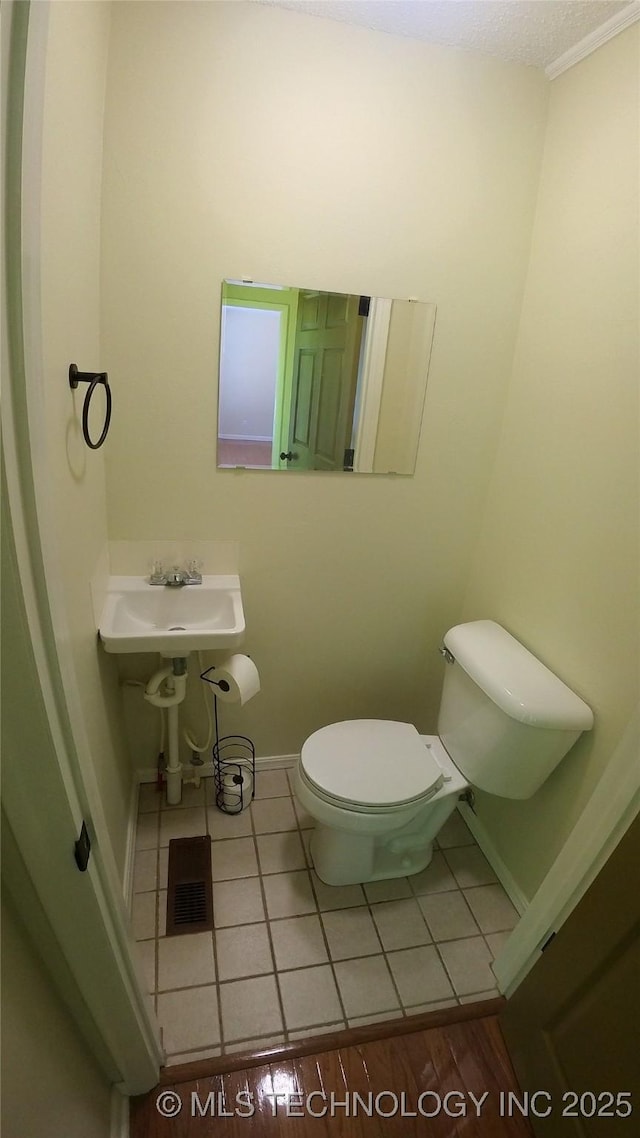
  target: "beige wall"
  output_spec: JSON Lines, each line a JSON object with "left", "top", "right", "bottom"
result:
{"left": 1, "top": 902, "right": 112, "bottom": 1138}
{"left": 462, "top": 27, "right": 639, "bottom": 899}
{"left": 101, "top": 1, "right": 548, "bottom": 763}
{"left": 40, "top": 1, "right": 132, "bottom": 875}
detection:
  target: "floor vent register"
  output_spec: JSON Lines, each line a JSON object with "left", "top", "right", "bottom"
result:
{"left": 166, "top": 835, "right": 213, "bottom": 936}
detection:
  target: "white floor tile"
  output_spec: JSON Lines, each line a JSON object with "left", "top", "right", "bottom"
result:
{"left": 334, "top": 955, "right": 400, "bottom": 1019}
{"left": 212, "top": 877, "right": 265, "bottom": 927}
{"left": 279, "top": 965, "right": 342, "bottom": 1031}
{"left": 224, "top": 1035, "right": 285, "bottom": 1054}
{"left": 133, "top": 848, "right": 158, "bottom": 894}
{"left": 443, "top": 847, "right": 497, "bottom": 889}
{"left": 263, "top": 871, "right": 316, "bottom": 919}
{"left": 387, "top": 945, "right": 454, "bottom": 1006}
{"left": 207, "top": 805, "right": 253, "bottom": 839}
{"left": 371, "top": 898, "right": 432, "bottom": 951}
{"left": 216, "top": 923, "right": 273, "bottom": 980}
{"left": 165, "top": 1046, "right": 222, "bottom": 1065}
{"left": 135, "top": 812, "right": 159, "bottom": 851}
{"left": 157, "top": 985, "right": 220, "bottom": 1053}
{"left": 158, "top": 847, "right": 169, "bottom": 890}
{"left": 211, "top": 836, "right": 258, "bottom": 881}
{"left": 418, "top": 890, "right": 480, "bottom": 942}
{"left": 347, "top": 1010, "right": 404, "bottom": 1029}
{"left": 463, "top": 885, "right": 519, "bottom": 932}
{"left": 158, "top": 890, "right": 167, "bottom": 937}
{"left": 132, "top": 891, "right": 157, "bottom": 940}
{"left": 159, "top": 807, "right": 207, "bottom": 847}
{"left": 255, "top": 769, "right": 291, "bottom": 799}
{"left": 459, "top": 989, "right": 501, "bottom": 1004}
{"left": 135, "top": 939, "right": 156, "bottom": 994}
{"left": 409, "top": 852, "right": 458, "bottom": 895}
{"left": 138, "top": 783, "right": 161, "bottom": 814}
{"left": 485, "top": 930, "right": 512, "bottom": 958}
{"left": 219, "top": 974, "right": 283, "bottom": 1041}
{"left": 404, "top": 998, "right": 459, "bottom": 1015}
{"left": 363, "top": 878, "right": 412, "bottom": 904}
{"left": 321, "top": 907, "right": 381, "bottom": 960}
{"left": 252, "top": 797, "right": 297, "bottom": 834}
{"left": 162, "top": 781, "right": 205, "bottom": 809}
{"left": 157, "top": 932, "right": 215, "bottom": 991}
{"left": 269, "top": 915, "right": 328, "bottom": 970}
{"left": 311, "top": 872, "right": 366, "bottom": 911}
{"left": 289, "top": 1022, "right": 345, "bottom": 1040}
{"left": 436, "top": 811, "right": 476, "bottom": 848}
{"left": 257, "top": 831, "right": 306, "bottom": 874}
{"left": 438, "top": 936, "right": 496, "bottom": 995}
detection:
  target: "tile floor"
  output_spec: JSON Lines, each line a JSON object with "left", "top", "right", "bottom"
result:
{"left": 131, "top": 769, "right": 519, "bottom": 1065}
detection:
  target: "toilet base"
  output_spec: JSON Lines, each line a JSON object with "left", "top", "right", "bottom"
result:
{"left": 309, "top": 789, "right": 460, "bottom": 887}
{"left": 295, "top": 732, "right": 469, "bottom": 887}
{"left": 311, "top": 824, "right": 435, "bottom": 886}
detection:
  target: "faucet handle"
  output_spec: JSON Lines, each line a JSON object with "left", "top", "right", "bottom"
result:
{"left": 184, "top": 558, "right": 202, "bottom": 584}
{"left": 149, "top": 558, "right": 166, "bottom": 585}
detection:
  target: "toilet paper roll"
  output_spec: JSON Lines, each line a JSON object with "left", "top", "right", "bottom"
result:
{"left": 209, "top": 654, "right": 260, "bottom": 705}
{"left": 220, "top": 765, "right": 253, "bottom": 813}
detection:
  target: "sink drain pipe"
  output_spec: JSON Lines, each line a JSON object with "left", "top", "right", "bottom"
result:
{"left": 143, "top": 657, "right": 188, "bottom": 805}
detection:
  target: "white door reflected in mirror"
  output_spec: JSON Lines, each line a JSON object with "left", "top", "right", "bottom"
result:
{"left": 217, "top": 279, "right": 436, "bottom": 475}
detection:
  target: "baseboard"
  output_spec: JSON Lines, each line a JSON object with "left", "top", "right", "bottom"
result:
{"left": 458, "top": 801, "right": 529, "bottom": 915}
{"left": 135, "top": 753, "right": 299, "bottom": 785}
{"left": 122, "top": 780, "right": 140, "bottom": 910}
{"left": 110, "top": 1085, "right": 129, "bottom": 1138}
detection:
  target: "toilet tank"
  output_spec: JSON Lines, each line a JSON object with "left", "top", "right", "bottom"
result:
{"left": 437, "top": 621, "right": 593, "bottom": 799}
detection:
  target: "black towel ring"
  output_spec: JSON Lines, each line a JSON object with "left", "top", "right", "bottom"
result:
{"left": 69, "top": 363, "right": 112, "bottom": 449}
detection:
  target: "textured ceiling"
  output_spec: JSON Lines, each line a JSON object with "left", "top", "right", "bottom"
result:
{"left": 256, "top": 0, "right": 630, "bottom": 68}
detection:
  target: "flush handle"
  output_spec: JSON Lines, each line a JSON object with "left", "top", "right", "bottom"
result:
{"left": 439, "top": 646, "right": 455, "bottom": 664}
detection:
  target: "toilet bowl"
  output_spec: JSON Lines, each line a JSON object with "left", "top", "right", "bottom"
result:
{"left": 294, "top": 724, "right": 468, "bottom": 885}
{"left": 293, "top": 620, "right": 594, "bottom": 887}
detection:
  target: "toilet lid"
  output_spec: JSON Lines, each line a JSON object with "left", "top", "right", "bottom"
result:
{"left": 300, "top": 720, "right": 443, "bottom": 808}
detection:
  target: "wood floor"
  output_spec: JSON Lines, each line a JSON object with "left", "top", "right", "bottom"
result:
{"left": 217, "top": 438, "right": 273, "bottom": 467}
{"left": 131, "top": 1011, "right": 533, "bottom": 1136}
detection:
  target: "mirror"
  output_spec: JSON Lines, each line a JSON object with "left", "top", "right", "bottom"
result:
{"left": 217, "top": 280, "right": 436, "bottom": 474}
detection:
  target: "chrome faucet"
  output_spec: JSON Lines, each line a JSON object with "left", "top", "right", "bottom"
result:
{"left": 149, "top": 560, "right": 202, "bottom": 587}
{"left": 166, "top": 568, "right": 189, "bottom": 587}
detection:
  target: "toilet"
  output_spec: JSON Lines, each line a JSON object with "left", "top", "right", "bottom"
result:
{"left": 293, "top": 620, "right": 593, "bottom": 886}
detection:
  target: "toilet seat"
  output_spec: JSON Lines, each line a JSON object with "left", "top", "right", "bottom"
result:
{"left": 300, "top": 720, "right": 444, "bottom": 812}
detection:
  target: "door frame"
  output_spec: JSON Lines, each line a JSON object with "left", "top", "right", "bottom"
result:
{"left": 493, "top": 710, "right": 639, "bottom": 994}
{"left": 352, "top": 297, "right": 392, "bottom": 472}
{"left": 3, "top": 0, "right": 161, "bottom": 1094}
{"left": 219, "top": 282, "right": 299, "bottom": 469}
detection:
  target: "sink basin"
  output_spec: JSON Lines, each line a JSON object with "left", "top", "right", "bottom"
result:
{"left": 98, "top": 575, "right": 245, "bottom": 655}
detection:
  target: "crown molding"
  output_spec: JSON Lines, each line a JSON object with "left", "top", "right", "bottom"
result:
{"left": 546, "top": 1, "right": 640, "bottom": 79}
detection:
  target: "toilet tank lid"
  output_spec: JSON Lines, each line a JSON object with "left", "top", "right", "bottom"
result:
{"left": 443, "top": 621, "right": 594, "bottom": 731}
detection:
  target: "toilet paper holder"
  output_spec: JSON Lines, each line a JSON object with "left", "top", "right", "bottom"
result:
{"left": 212, "top": 735, "right": 255, "bottom": 815}
{"left": 200, "top": 663, "right": 257, "bottom": 814}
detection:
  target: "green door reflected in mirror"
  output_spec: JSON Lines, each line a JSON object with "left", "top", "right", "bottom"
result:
{"left": 217, "top": 279, "right": 436, "bottom": 475}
